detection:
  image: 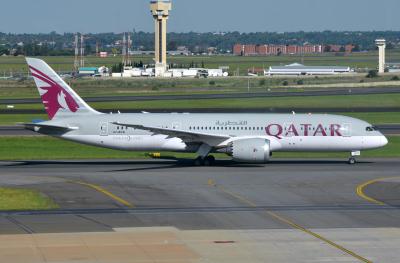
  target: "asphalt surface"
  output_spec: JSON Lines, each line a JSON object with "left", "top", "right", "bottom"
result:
{"left": 1, "top": 158, "right": 400, "bottom": 262}
{"left": 2, "top": 124, "right": 400, "bottom": 136}
{"left": 0, "top": 158, "right": 399, "bottom": 234}
{"left": 2, "top": 86, "right": 400, "bottom": 105}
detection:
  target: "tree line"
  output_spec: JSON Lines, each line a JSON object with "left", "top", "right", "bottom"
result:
{"left": 0, "top": 31, "right": 399, "bottom": 56}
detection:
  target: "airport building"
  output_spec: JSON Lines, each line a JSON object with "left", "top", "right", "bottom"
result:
{"left": 265, "top": 63, "right": 352, "bottom": 76}
{"left": 233, "top": 44, "right": 324, "bottom": 56}
{"left": 234, "top": 44, "right": 356, "bottom": 56}
{"left": 78, "top": 67, "right": 98, "bottom": 76}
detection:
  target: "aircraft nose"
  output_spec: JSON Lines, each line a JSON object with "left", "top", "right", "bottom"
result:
{"left": 381, "top": 135, "right": 389, "bottom": 147}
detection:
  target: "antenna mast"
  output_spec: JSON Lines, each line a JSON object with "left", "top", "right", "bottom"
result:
{"left": 80, "top": 34, "right": 85, "bottom": 67}
{"left": 127, "top": 32, "right": 132, "bottom": 66}
{"left": 74, "top": 33, "right": 79, "bottom": 72}
{"left": 122, "top": 33, "right": 127, "bottom": 67}
{"left": 96, "top": 41, "right": 99, "bottom": 57}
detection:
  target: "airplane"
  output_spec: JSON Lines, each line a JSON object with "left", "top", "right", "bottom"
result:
{"left": 23, "top": 57, "right": 388, "bottom": 166}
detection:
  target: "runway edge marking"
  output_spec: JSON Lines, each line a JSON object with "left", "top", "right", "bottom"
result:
{"left": 356, "top": 177, "right": 399, "bottom": 206}
{"left": 210, "top": 181, "right": 372, "bottom": 263}
{"left": 72, "top": 181, "right": 134, "bottom": 208}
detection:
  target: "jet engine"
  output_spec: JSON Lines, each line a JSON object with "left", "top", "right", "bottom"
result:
{"left": 224, "top": 138, "right": 271, "bottom": 163}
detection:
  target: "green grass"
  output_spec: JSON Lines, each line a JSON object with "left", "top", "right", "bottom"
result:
{"left": 0, "top": 136, "right": 198, "bottom": 160}
{"left": 86, "top": 93, "right": 400, "bottom": 110}
{"left": 3, "top": 74, "right": 400, "bottom": 99}
{"left": 0, "top": 187, "right": 59, "bottom": 210}
{"left": 0, "top": 136, "right": 398, "bottom": 160}
{"left": 341, "top": 112, "right": 400, "bottom": 124}
{"left": 7, "top": 93, "right": 400, "bottom": 112}
{"left": 0, "top": 114, "right": 47, "bottom": 125}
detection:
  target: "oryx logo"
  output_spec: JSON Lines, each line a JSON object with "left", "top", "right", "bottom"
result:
{"left": 29, "top": 66, "right": 79, "bottom": 119}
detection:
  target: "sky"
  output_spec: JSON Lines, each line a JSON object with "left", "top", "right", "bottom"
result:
{"left": 1, "top": 0, "right": 399, "bottom": 33}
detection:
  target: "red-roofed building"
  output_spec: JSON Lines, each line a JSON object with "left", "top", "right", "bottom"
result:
{"left": 233, "top": 44, "right": 323, "bottom": 56}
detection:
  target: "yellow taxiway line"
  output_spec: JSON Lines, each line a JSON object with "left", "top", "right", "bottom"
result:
{"left": 355, "top": 178, "right": 388, "bottom": 206}
{"left": 356, "top": 177, "right": 400, "bottom": 206}
{"left": 209, "top": 179, "right": 372, "bottom": 263}
{"left": 72, "top": 181, "right": 134, "bottom": 208}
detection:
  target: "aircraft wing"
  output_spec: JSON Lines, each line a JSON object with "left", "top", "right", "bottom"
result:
{"left": 22, "top": 123, "right": 79, "bottom": 132}
{"left": 112, "top": 122, "right": 231, "bottom": 146}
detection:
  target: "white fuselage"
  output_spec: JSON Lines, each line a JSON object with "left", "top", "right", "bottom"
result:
{"left": 45, "top": 113, "right": 388, "bottom": 154}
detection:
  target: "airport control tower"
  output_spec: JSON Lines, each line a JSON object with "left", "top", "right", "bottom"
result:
{"left": 375, "top": 39, "right": 386, "bottom": 74}
{"left": 150, "top": 0, "right": 172, "bottom": 77}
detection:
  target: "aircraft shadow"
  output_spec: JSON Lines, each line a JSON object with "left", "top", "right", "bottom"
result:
{"left": 1, "top": 158, "right": 373, "bottom": 172}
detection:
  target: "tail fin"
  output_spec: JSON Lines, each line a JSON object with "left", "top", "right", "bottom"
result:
{"left": 26, "top": 57, "right": 100, "bottom": 120}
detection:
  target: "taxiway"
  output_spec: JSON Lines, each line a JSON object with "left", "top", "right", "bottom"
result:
{"left": 0, "top": 159, "right": 399, "bottom": 262}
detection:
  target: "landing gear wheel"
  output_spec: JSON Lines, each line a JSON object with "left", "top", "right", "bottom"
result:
{"left": 194, "top": 157, "right": 204, "bottom": 166}
{"left": 348, "top": 157, "right": 356, "bottom": 165}
{"left": 203, "top": 155, "right": 216, "bottom": 166}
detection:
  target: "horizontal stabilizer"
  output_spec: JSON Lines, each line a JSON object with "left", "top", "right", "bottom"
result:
{"left": 22, "top": 123, "right": 79, "bottom": 132}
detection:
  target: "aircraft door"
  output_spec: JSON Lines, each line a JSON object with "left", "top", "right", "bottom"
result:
{"left": 100, "top": 122, "right": 108, "bottom": 136}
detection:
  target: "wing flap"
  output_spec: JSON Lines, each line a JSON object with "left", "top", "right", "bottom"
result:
{"left": 112, "top": 122, "right": 230, "bottom": 146}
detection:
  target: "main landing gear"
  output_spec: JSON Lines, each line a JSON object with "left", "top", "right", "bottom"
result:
{"left": 348, "top": 151, "right": 360, "bottom": 165}
{"left": 194, "top": 143, "right": 215, "bottom": 166}
{"left": 194, "top": 155, "right": 216, "bottom": 166}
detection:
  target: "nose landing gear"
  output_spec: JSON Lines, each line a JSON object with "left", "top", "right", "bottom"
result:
{"left": 348, "top": 151, "right": 360, "bottom": 165}
{"left": 348, "top": 157, "right": 356, "bottom": 165}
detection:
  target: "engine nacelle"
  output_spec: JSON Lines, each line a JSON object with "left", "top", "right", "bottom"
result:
{"left": 228, "top": 138, "right": 271, "bottom": 163}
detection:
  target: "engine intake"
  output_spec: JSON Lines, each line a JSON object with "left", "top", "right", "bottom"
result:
{"left": 227, "top": 138, "right": 271, "bottom": 163}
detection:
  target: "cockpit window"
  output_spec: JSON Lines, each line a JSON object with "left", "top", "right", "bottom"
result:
{"left": 366, "top": 126, "right": 378, "bottom": 132}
